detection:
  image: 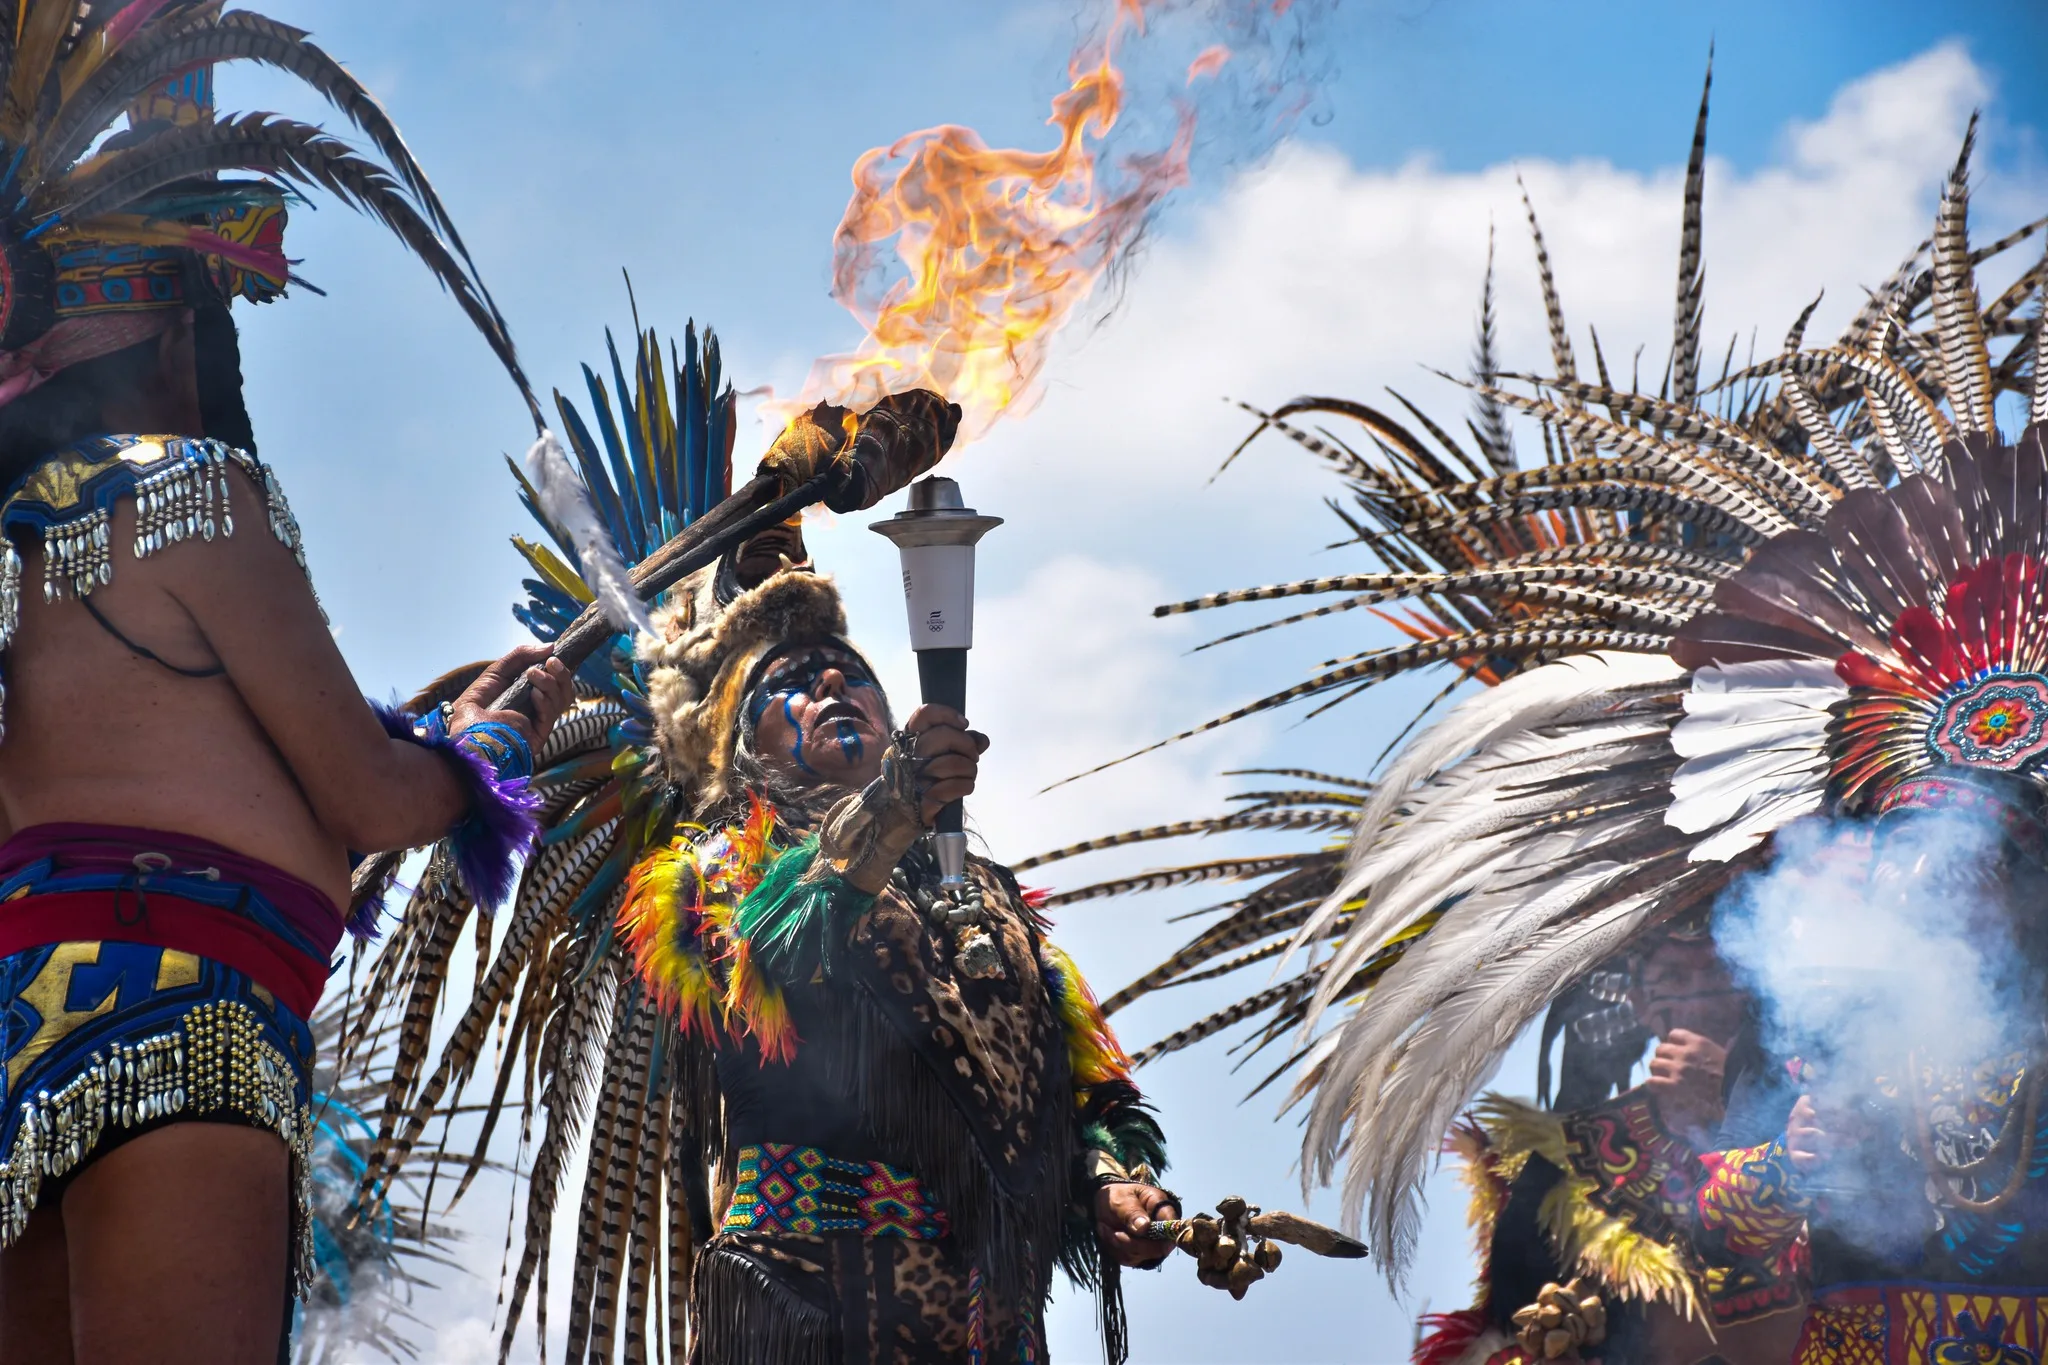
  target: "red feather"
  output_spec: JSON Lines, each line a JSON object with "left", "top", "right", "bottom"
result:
{"left": 1412, "top": 1308, "right": 1490, "bottom": 1365}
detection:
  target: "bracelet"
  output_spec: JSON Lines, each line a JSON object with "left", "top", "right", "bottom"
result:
{"left": 455, "top": 718, "right": 534, "bottom": 782}
{"left": 370, "top": 699, "right": 540, "bottom": 910}
{"left": 415, "top": 702, "right": 452, "bottom": 744}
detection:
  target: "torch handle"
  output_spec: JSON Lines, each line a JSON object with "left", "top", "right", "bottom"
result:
{"left": 917, "top": 649, "right": 969, "bottom": 838}
{"left": 917, "top": 648, "right": 970, "bottom": 885}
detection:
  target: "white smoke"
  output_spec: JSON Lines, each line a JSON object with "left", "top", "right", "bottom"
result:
{"left": 1715, "top": 811, "right": 2026, "bottom": 1075}
{"left": 1711, "top": 807, "right": 2044, "bottom": 1252}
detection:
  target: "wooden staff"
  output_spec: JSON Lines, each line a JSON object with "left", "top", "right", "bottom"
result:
{"left": 1139, "top": 1195, "right": 1368, "bottom": 1299}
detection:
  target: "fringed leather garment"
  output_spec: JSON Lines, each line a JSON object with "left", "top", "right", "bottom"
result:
{"left": 622, "top": 813, "right": 1161, "bottom": 1365}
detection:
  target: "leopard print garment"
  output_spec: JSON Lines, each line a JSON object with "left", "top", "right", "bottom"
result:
{"left": 693, "top": 1225, "right": 1037, "bottom": 1365}
{"left": 842, "top": 858, "right": 1065, "bottom": 1196}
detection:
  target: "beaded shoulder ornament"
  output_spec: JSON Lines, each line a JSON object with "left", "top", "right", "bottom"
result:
{"left": 0, "top": 434, "right": 309, "bottom": 735}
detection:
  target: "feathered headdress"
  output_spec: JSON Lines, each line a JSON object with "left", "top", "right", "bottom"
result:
{"left": 343, "top": 316, "right": 869, "bottom": 1361}
{"left": 1293, "top": 116, "right": 2045, "bottom": 1277}
{"left": 0, "top": 0, "right": 535, "bottom": 421}
{"left": 1035, "top": 69, "right": 2046, "bottom": 1280}
{"left": 505, "top": 307, "right": 866, "bottom": 815}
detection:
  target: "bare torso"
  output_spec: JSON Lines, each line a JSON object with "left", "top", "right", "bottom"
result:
{"left": 0, "top": 495, "right": 351, "bottom": 905}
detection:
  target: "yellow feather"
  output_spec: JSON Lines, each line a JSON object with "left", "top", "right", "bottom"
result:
{"left": 513, "top": 535, "right": 597, "bottom": 606}
{"left": 1469, "top": 1096, "right": 1702, "bottom": 1319}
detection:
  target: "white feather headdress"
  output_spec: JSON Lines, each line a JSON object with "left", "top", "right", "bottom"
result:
{"left": 1027, "top": 79, "right": 2048, "bottom": 1282}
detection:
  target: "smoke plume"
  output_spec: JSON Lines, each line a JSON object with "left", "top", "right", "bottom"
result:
{"left": 1711, "top": 808, "right": 2044, "bottom": 1255}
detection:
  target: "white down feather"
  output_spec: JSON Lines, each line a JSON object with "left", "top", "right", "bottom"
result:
{"left": 1305, "top": 653, "right": 1687, "bottom": 949}
{"left": 1321, "top": 880, "right": 1675, "bottom": 1279}
{"left": 1299, "top": 721, "right": 1672, "bottom": 1023}
{"left": 1284, "top": 653, "right": 1700, "bottom": 1279}
{"left": 1668, "top": 659, "right": 1842, "bottom": 860}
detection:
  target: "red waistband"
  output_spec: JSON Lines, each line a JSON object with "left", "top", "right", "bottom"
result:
{"left": 0, "top": 890, "right": 325, "bottom": 1018}
{"left": 0, "top": 822, "right": 342, "bottom": 943}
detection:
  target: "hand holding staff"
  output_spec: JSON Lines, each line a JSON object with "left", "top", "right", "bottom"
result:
{"left": 349, "top": 391, "right": 961, "bottom": 914}
{"left": 1138, "top": 1195, "right": 1368, "bottom": 1300}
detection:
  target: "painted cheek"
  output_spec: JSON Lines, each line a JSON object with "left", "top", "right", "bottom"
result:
{"left": 782, "top": 695, "right": 818, "bottom": 775}
{"left": 833, "top": 721, "right": 865, "bottom": 766}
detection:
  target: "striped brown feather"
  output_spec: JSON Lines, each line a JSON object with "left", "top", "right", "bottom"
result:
{"left": 562, "top": 992, "right": 632, "bottom": 1363}
{"left": 1227, "top": 767, "right": 1375, "bottom": 790}
{"left": 1517, "top": 177, "right": 1578, "bottom": 391}
{"left": 1054, "top": 624, "right": 1671, "bottom": 787}
{"left": 1012, "top": 810, "right": 1342, "bottom": 871}
{"left": 1671, "top": 54, "right": 1711, "bottom": 405}
{"left": 1037, "top": 854, "right": 1308, "bottom": 907}
{"left": 1736, "top": 347, "right": 1951, "bottom": 465}
{"left": 1469, "top": 225, "right": 1518, "bottom": 475}
{"left": 1100, "top": 901, "right": 1326, "bottom": 1015}
{"left": 1405, "top": 484, "right": 1768, "bottom": 548}
{"left": 502, "top": 938, "right": 621, "bottom": 1362}
{"left": 1131, "top": 972, "right": 1322, "bottom": 1067}
{"left": 1931, "top": 117, "right": 1996, "bottom": 434}
{"left": 587, "top": 993, "right": 657, "bottom": 1361}
{"left": 1528, "top": 376, "right": 1836, "bottom": 509}
{"left": 364, "top": 861, "right": 473, "bottom": 1178}
{"left": 1456, "top": 391, "right": 1805, "bottom": 530}
{"left": 375, "top": 821, "right": 618, "bottom": 1195}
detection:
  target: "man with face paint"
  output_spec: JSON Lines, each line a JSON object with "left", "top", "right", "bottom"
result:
{"left": 600, "top": 517, "right": 1176, "bottom": 1365}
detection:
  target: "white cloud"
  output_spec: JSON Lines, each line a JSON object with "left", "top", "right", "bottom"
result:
{"left": 398, "top": 40, "right": 2032, "bottom": 1365}
{"left": 1783, "top": 39, "right": 1987, "bottom": 177}
{"left": 941, "top": 554, "right": 1267, "bottom": 859}
{"left": 814, "top": 40, "right": 2018, "bottom": 1364}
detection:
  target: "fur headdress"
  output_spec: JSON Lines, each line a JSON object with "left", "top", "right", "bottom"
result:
{"left": 640, "top": 563, "right": 870, "bottom": 813}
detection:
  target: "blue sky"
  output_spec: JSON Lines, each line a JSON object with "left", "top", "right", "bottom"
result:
{"left": 222, "top": 0, "right": 2046, "bottom": 686}
{"left": 222, "top": 4, "right": 2046, "bottom": 1362}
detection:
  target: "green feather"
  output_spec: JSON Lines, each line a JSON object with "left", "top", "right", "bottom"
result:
{"left": 1080, "top": 1110, "right": 1170, "bottom": 1177}
{"left": 732, "top": 837, "right": 874, "bottom": 984}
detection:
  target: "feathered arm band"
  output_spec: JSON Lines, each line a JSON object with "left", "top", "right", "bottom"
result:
{"left": 369, "top": 699, "right": 541, "bottom": 913}
{"left": 1079, "top": 1084, "right": 1170, "bottom": 1188}
{"left": 1041, "top": 937, "right": 1174, "bottom": 1207}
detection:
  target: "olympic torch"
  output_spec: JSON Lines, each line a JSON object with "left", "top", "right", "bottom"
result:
{"left": 871, "top": 476, "right": 1003, "bottom": 890}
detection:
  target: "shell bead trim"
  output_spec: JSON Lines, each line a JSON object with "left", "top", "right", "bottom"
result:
{"left": 0, "top": 998, "right": 315, "bottom": 1297}
{"left": 0, "top": 436, "right": 311, "bottom": 741}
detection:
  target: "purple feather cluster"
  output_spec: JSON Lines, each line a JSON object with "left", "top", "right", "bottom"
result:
{"left": 365, "top": 700, "right": 542, "bottom": 934}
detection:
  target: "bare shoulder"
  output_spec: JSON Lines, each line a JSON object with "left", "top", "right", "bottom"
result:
{"left": 139, "top": 454, "right": 319, "bottom": 627}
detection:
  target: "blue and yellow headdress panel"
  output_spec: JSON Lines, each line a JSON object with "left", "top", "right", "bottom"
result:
{"left": 0, "top": 0, "right": 537, "bottom": 420}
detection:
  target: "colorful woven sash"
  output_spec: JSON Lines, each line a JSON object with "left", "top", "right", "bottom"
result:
{"left": 720, "top": 1142, "right": 948, "bottom": 1239}
{"left": 1795, "top": 1283, "right": 2048, "bottom": 1364}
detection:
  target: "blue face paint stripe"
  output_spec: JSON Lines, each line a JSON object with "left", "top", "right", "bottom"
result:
{"left": 833, "top": 719, "right": 864, "bottom": 766}
{"left": 782, "top": 693, "right": 819, "bottom": 776}
{"left": 750, "top": 658, "right": 880, "bottom": 726}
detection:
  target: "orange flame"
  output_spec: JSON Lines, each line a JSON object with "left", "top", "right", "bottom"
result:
{"left": 795, "top": 2, "right": 1212, "bottom": 444}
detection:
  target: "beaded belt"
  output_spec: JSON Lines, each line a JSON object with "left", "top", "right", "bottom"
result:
{"left": 721, "top": 1142, "right": 948, "bottom": 1238}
